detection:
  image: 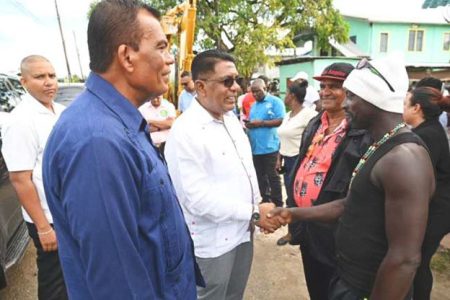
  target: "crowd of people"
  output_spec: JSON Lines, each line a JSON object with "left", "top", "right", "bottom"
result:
{"left": 1, "top": 0, "right": 450, "bottom": 299}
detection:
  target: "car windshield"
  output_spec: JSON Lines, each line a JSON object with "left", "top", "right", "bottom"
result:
{"left": 55, "top": 85, "right": 84, "bottom": 107}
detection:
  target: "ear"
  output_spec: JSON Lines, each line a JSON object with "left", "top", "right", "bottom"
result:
{"left": 20, "top": 77, "right": 27, "bottom": 89}
{"left": 413, "top": 103, "right": 422, "bottom": 114}
{"left": 194, "top": 80, "right": 205, "bottom": 97}
{"left": 117, "top": 44, "right": 136, "bottom": 73}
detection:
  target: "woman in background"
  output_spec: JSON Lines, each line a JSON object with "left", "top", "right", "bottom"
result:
{"left": 403, "top": 84, "right": 450, "bottom": 300}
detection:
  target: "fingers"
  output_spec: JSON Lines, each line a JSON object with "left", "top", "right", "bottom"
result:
{"left": 39, "top": 231, "right": 58, "bottom": 252}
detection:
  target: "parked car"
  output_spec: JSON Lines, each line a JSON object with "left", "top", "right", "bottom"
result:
{"left": 0, "top": 112, "right": 29, "bottom": 290}
{"left": 0, "top": 74, "right": 24, "bottom": 112}
{"left": 54, "top": 83, "right": 85, "bottom": 107}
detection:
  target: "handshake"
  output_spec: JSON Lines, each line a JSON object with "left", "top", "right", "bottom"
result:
{"left": 254, "top": 203, "right": 293, "bottom": 234}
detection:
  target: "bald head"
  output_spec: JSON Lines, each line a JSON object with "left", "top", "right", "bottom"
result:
{"left": 20, "top": 55, "right": 51, "bottom": 76}
{"left": 251, "top": 78, "right": 267, "bottom": 102}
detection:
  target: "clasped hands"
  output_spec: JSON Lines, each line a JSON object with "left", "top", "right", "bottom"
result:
{"left": 255, "top": 203, "right": 293, "bottom": 234}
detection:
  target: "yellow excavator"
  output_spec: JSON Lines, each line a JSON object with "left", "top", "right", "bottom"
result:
{"left": 161, "top": 0, "right": 196, "bottom": 105}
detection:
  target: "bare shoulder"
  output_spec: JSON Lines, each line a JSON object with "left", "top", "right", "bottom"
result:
{"left": 380, "top": 142, "right": 430, "bottom": 166}
{"left": 372, "top": 142, "right": 433, "bottom": 191}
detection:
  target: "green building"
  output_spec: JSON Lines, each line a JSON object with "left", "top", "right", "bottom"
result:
{"left": 277, "top": 10, "right": 450, "bottom": 98}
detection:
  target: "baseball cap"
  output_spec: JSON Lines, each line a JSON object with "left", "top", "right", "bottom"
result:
{"left": 313, "top": 63, "right": 354, "bottom": 82}
{"left": 290, "top": 71, "right": 308, "bottom": 82}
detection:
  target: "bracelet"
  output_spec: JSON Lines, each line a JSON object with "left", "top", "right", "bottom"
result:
{"left": 38, "top": 228, "right": 54, "bottom": 236}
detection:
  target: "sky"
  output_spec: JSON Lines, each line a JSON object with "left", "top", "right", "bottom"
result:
{"left": 0, "top": 0, "right": 447, "bottom": 80}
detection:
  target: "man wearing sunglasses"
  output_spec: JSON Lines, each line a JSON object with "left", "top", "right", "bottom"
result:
{"left": 165, "top": 49, "right": 280, "bottom": 300}
{"left": 269, "top": 55, "right": 435, "bottom": 300}
{"left": 246, "top": 79, "right": 286, "bottom": 208}
{"left": 178, "top": 70, "right": 196, "bottom": 113}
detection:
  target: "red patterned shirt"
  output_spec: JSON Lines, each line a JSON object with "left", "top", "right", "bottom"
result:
{"left": 293, "top": 112, "right": 348, "bottom": 207}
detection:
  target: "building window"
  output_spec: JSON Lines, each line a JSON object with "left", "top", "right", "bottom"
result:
{"left": 408, "top": 29, "right": 424, "bottom": 51}
{"left": 444, "top": 33, "right": 450, "bottom": 51}
{"left": 350, "top": 35, "right": 357, "bottom": 43}
{"left": 380, "top": 33, "right": 388, "bottom": 52}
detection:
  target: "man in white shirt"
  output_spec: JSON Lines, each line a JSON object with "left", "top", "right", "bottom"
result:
{"left": 139, "top": 95, "right": 176, "bottom": 151}
{"left": 1, "top": 55, "right": 67, "bottom": 299}
{"left": 165, "top": 50, "right": 280, "bottom": 300}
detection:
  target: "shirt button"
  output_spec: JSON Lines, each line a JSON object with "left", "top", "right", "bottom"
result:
{"left": 160, "top": 179, "right": 164, "bottom": 185}
{"left": 225, "top": 238, "right": 228, "bottom": 241}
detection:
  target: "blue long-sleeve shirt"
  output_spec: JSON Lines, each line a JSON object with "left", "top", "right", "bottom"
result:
{"left": 43, "top": 73, "right": 202, "bottom": 300}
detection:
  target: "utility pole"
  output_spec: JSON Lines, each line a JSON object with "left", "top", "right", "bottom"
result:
{"left": 55, "top": 0, "right": 72, "bottom": 82}
{"left": 73, "top": 31, "right": 85, "bottom": 81}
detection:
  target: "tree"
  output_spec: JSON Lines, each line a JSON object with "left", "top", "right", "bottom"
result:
{"left": 147, "top": 0, "right": 349, "bottom": 78}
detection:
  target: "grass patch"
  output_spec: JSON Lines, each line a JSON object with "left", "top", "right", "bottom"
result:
{"left": 431, "top": 248, "right": 450, "bottom": 274}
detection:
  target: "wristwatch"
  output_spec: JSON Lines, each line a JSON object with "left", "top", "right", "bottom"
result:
{"left": 251, "top": 211, "right": 260, "bottom": 223}
{"left": 251, "top": 204, "right": 260, "bottom": 224}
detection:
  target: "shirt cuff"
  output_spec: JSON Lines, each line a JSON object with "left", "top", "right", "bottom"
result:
{"left": 235, "top": 203, "right": 254, "bottom": 221}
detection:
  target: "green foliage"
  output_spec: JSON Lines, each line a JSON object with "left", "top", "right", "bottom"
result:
{"left": 97, "top": 0, "right": 349, "bottom": 78}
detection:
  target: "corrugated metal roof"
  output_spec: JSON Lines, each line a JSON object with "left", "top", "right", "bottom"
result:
{"left": 423, "top": 0, "right": 450, "bottom": 8}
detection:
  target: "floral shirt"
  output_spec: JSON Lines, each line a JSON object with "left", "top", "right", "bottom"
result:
{"left": 293, "top": 112, "right": 348, "bottom": 207}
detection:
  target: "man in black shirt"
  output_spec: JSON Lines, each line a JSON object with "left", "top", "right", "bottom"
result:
{"left": 269, "top": 55, "right": 435, "bottom": 300}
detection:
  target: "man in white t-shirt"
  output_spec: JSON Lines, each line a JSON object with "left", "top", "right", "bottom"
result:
{"left": 1, "top": 55, "right": 68, "bottom": 299}
{"left": 139, "top": 95, "right": 176, "bottom": 149}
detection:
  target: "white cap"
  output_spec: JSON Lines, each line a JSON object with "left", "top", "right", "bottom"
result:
{"left": 343, "top": 54, "right": 409, "bottom": 114}
{"left": 291, "top": 71, "right": 309, "bottom": 82}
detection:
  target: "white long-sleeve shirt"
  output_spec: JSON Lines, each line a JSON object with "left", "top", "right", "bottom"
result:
{"left": 165, "top": 99, "right": 261, "bottom": 258}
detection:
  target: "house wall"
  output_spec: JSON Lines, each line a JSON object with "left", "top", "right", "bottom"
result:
{"left": 346, "top": 17, "right": 372, "bottom": 54}
{"left": 346, "top": 16, "right": 450, "bottom": 64}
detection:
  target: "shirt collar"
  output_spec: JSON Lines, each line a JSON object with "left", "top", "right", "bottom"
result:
{"left": 320, "top": 111, "right": 348, "bottom": 133}
{"left": 85, "top": 73, "right": 145, "bottom": 132}
{"left": 190, "top": 97, "right": 234, "bottom": 125}
{"left": 22, "top": 93, "right": 61, "bottom": 115}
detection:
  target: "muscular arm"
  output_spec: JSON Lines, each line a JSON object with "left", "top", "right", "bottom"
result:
{"left": 370, "top": 144, "right": 435, "bottom": 300}
{"left": 267, "top": 198, "right": 346, "bottom": 224}
{"left": 9, "top": 171, "right": 56, "bottom": 251}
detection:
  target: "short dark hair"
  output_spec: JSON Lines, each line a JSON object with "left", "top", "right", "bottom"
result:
{"left": 191, "top": 49, "right": 235, "bottom": 81}
{"left": 258, "top": 75, "right": 270, "bottom": 86}
{"left": 287, "top": 81, "right": 308, "bottom": 104}
{"left": 88, "top": 0, "right": 160, "bottom": 73}
{"left": 416, "top": 77, "right": 443, "bottom": 91}
{"left": 180, "top": 71, "right": 192, "bottom": 78}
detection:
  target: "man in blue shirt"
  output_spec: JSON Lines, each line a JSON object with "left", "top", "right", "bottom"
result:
{"left": 246, "top": 79, "right": 285, "bottom": 207}
{"left": 178, "top": 71, "right": 196, "bottom": 113}
{"left": 42, "top": 1, "right": 203, "bottom": 299}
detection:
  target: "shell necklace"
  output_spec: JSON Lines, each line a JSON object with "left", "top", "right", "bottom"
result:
{"left": 350, "top": 122, "right": 406, "bottom": 186}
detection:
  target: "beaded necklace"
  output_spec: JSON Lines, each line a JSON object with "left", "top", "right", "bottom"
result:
{"left": 350, "top": 122, "right": 406, "bottom": 186}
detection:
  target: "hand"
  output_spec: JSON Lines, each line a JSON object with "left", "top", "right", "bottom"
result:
{"left": 149, "top": 125, "right": 160, "bottom": 132}
{"left": 38, "top": 228, "right": 58, "bottom": 252}
{"left": 256, "top": 203, "right": 282, "bottom": 234}
{"left": 275, "top": 155, "right": 282, "bottom": 172}
{"left": 245, "top": 119, "right": 263, "bottom": 129}
{"left": 267, "top": 207, "right": 292, "bottom": 226}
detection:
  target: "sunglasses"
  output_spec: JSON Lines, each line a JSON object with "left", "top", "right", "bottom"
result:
{"left": 356, "top": 58, "right": 395, "bottom": 92}
{"left": 199, "top": 76, "right": 243, "bottom": 88}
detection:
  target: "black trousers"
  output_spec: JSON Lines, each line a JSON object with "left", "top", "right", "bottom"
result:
{"left": 328, "top": 276, "right": 364, "bottom": 300}
{"left": 26, "top": 222, "right": 68, "bottom": 300}
{"left": 253, "top": 152, "right": 282, "bottom": 207}
{"left": 300, "top": 243, "right": 335, "bottom": 300}
{"left": 413, "top": 208, "right": 450, "bottom": 300}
